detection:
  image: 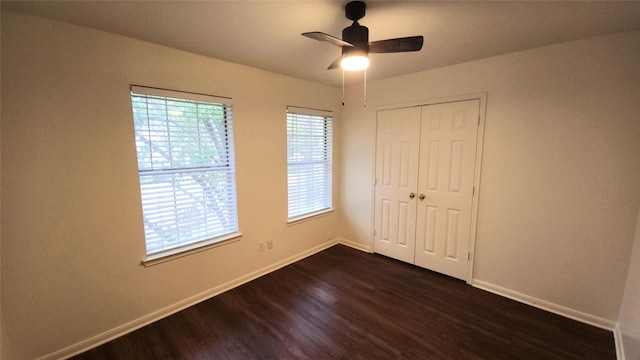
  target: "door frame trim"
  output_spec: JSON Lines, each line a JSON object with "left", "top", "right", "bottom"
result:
{"left": 371, "top": 92, "right": 488, "bottom": 284}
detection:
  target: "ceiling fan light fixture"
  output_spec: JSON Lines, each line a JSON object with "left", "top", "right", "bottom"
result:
{"left": 341, "top": 54, "right": 369, "bottom": 71}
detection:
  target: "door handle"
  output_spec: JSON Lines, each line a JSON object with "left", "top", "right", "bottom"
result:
{"left": 409, "top": 192, "right": 416, "bottom": 199}
{"left": 419, "top": 193, "right": 425, "bottom": 201}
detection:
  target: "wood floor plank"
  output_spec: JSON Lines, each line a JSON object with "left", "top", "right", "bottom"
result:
{"left": 72, "top": 245, "right": 615, "bottom": 359}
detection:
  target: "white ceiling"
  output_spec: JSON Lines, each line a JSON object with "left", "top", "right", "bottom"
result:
{"left": 3, "top": 1, "right": 640, "bottom": 86}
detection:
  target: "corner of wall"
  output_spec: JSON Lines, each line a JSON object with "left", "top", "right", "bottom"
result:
{"left": 616, "top": 203, "right": 640, "bottom": 360}
{"left": 615, "top": 323, "right": 626, "bottom": 360}
{"left": 337, "top": 237, "right": 372, "bottom": 253}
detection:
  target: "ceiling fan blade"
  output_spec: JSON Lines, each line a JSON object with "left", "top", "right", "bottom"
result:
{"left": 302, "top": 32, "right": 354, "bottom": 48}
{"left": 327, "top": 56, "right": 343, "bottom": 70}
{"left": 369, "top": 36, "right": 424, "bottom": 53}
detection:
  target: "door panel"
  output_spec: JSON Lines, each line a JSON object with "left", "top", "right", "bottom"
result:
{"left": 373, "top": 107, "right": 421, "bottom": 263}
{"left": 415, "top": 100, "right": 480, "bottom": 280}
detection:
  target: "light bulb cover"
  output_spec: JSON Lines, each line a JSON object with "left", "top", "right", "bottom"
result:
{"left": 341, "top": 55, "right": 370, "bottom": 71}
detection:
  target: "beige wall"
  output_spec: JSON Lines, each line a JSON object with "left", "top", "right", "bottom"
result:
{"left": 3, "top": 9, "right": 640, "bottom": 360}
{"left": 619, "top": 206, "right": 640, "bottom": 359}
{"left": 1, "top": 12, "right": 341, "bottom": 359}
{"left": 339, "top": 31, "right": 640, "bottom": 322}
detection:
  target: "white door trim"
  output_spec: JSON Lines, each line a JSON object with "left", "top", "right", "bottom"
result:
{"left": 371, "top": 92, "right": 487, "bottom": 284}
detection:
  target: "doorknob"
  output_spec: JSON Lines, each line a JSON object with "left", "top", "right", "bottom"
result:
{"left": 409, "top": 192, "right": 416, "bottom": 199}
{"left": 419, "top": 193, "right": 426, "bottom": 201}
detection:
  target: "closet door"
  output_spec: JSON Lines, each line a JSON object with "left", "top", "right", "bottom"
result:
{"left": 414, "top": 100, "right": 480, "bottom": 280}
{"left": 373, "top": 107, "right": 421, "bottom": 263}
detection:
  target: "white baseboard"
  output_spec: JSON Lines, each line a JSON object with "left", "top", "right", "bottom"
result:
{"left": 337, "top": 237, "right": 372, "bottom": 253}
{"left": 472, "top": 279, "right": 615, "bottom": 331}
{"left": 38, "top": 239, "right": 339, "bottom": 360}
{"left": 614, "top": 323, "right": 625, "bottom": 360}
{"left": 39, "top": 242, "right": 617, "bottom": 360}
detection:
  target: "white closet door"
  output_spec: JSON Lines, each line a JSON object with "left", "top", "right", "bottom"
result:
{"left": 414, "top": 100, "right": 480, "bottom": 280}
{"left": 373, "top": 106, "right": 421, "bottom": 263}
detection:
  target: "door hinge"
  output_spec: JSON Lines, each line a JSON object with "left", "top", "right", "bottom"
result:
{"left": 374, "top": 177, "right": 377, "bottom": 185}
{"left": 477, "top": 116, "right": 480, "bottom": 126}
{"left": 372, "top": 229, "right": 376, "bottom": 237}
{"left": 467, "top": 252, "right": 471, "bottom": 261}
{"left": 472, "top": 186, "right": 476, "bottom": 195}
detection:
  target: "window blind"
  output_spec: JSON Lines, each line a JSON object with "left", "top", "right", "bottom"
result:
{"left": 287, "top": 107, "right": 333, "bottom": 220}
{"left": 130, "top": 85, "right": 238, "bottom": 256}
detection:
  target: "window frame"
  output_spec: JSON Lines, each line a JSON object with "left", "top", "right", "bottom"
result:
{"left": 286, "top": 106, "right": 334, "bottom": 224}
{"left": 130, "top": 85, "right": 241, "bottom": 266}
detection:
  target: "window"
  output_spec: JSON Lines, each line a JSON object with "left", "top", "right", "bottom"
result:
{"left": 287, "top": 106, "right": 333, "bottom": 221}
{"left": 130, "top": 85, "right": 239, "bottom": 261}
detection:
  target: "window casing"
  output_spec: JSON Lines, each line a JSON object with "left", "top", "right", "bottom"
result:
{"left": 287, "top": 107, "right": 333, "bottom": 221}
{"left": 130, "top": 85, "right": 239, "bottom": 260}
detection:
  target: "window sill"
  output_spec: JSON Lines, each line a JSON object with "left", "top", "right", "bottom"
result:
{"left": 287, "top": 208, "right": 334, "bottom": 226}
{"left": 141, "top": 232, "right": 242, "bottom": 267}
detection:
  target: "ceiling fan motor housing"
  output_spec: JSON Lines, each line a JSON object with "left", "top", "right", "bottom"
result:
{"left": 342, "top": 23, "right": 369, "bottom": 56}
{"left": 343, "top": 1, "right": 369, "bottom": 57}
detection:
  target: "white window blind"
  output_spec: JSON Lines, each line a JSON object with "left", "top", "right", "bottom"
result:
{"left": 287, "top": 107, "right": 333, "bottom": 220}
{"left": 130, "top": 85, "right": 239, "bottom": 257}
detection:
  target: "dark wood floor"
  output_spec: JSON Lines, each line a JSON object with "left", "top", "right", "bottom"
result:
{"left": 73, "top": 245, "right": 615, "bottom": 359}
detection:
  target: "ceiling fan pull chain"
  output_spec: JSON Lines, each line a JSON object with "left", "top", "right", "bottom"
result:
{"left": 342, "top": 68, "right": 346, "bottom": 106}
{"left": 363, "top": 68, "right": 367, "bottom": 108}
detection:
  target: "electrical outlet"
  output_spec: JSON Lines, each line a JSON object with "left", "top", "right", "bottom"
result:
{"left": 267, "top": 239, "right": 273, "bottom": 250}
{"left": 258, "top": 242, "right": 265, "bottom": 252}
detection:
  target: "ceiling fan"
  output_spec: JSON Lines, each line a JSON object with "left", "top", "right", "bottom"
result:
{"left": 302, "top": 1, "right": 424, "bottom": 71}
